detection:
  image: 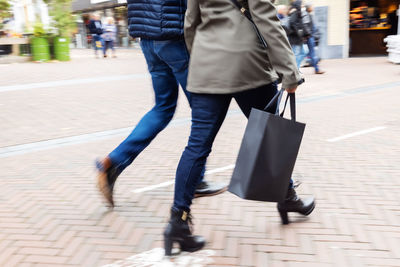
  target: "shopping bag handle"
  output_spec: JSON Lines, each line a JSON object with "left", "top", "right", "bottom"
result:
{"left": 264, "top": 88, "right": 284, "bottom": 114}
{"left": 280, "top": 93, "right": 296, "bottom": 121}
{"left": 264, "top": 89, "right": 297, "bottom": 121}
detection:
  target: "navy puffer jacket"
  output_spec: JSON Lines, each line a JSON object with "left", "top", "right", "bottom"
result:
{"left": 127, "top": 0, "right": 186, "bottom": 40}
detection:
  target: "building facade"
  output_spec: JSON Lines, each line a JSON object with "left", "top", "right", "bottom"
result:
{"left": 279, "top": 0, "right": 399, "bottom": 58}
{"left": 7, "top": 0, "right": 50, "bottom": 34}
{"left": 71, "top": 0, "right": 400, "bottom": 57}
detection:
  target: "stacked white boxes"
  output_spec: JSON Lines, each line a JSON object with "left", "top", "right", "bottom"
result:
{"left": 384, "top": 35, "right": 400, "bottom": 64}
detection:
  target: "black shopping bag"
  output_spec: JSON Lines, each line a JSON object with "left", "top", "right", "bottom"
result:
{"left": 228, "top": 89, "right": 305, "bottom": 202}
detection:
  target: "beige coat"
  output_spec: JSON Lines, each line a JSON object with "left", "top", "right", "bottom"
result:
{"left": 184, "top": 0, "right": 302, "bottom": 94}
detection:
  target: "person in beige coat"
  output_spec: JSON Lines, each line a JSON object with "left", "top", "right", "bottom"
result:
{"left": 163, "top": 0, "right": 315, "bottom": 255}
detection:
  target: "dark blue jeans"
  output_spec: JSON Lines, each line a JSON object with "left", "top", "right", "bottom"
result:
{"left": 103, "top": 40, "right": 115, "bottom": 55}
{"left": 306, "top": 36, "right": 320, "bottom": 72}
{"left": 173, "top": 83, "right": 294, "bottom": 211}
{"left": 92, "top": 34, "right": 104, "bottom": 55}
{"left": 109, "top": 39, "right": 193, "bottom": 174}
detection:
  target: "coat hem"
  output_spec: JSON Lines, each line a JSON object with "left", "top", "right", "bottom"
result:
{"left": 187, "top": 78, "right": 280, "bottom": 95}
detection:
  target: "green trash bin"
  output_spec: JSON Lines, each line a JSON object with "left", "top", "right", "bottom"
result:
{"left": 53, "top": 37, "right": 70, "bottom": 61}
{"left": 31, "top": 37, "right": 50, "bottom": 62}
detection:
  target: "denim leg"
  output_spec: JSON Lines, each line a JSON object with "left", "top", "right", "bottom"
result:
{"left": 155, "top": 39, "right": 192, "bottom": 105}
{"left": 109, "top": 39, "right": 179, "bottom": 172}
{"left": 101, "top": 38, "right": 106, "bottom": 56}
{"left": 156, "top": 39, "right": 207, "bottom": 182}
{"left": 93, "top": 35, "right": 99, "bottom": 55}
{"left": 306, "top": 37, "right": 319, "bottom": 72}
{"left": 292, "top": 45, "right": 306, "bottom": 68}
{"left": 103, "top": 41, "right": 107, "bottom": 56}
{"left": 233, "top": 83, "right": 294, "bottom": 188}
{"left": 173, "top": 93, "right": 231, "bottom": 211}
{"left": 93, "top": 36, "right": 104, "bottom": 55}
{"left": 110, "top": 40, "right": 115, "bottom": 52}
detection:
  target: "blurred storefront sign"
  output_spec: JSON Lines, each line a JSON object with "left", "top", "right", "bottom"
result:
{"left": 72, "top": 0, "right": 125, "bottom": 12}
{"left": 91, "top": 0, "right": 111, "bottom": 4}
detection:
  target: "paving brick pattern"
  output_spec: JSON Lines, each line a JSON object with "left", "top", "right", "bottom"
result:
{"left": 0, "top": 50, "right": 399, "bottom": 266}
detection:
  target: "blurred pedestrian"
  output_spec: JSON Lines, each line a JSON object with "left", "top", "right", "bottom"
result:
{"left": 287, "top": 1, "right": 324, "bottom": 74}
{"left": 287, "top": 0, "right": 309, "bottom": 68}
{"left": 304, "top": 3, "right": 324, "bottom": 74}
{"left": 88, "top": 13, "right": 104, "bottom": 58}
{"left": 163, "top": 0, "right": 315, "bottom": 256}
{"left": 102, "top": 17, "right": 117, "bottom": 58}
{"left": 95, "top": 0, "right": 227, "bottom": 208}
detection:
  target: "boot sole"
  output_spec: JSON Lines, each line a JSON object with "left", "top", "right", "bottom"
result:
{"left": 302, "top": 201, "right": 316, "bottom": 216}
{"left": 194, "top": 186, "right": 228, "bottom": 198}
{"left": 181, "top": 243, "right": 206, "bottom": 253}
{"left": 277, "top": 200, "right": 316, "bottom": 217}
{"left": 164, "top": 236, "right": 206, "bottom": 256}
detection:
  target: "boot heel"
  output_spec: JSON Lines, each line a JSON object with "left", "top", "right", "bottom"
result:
{"left": 164, "top": 237, "right": 173, "bottom": 256}
{"left": 279, "top": 210, "right": 289, "bottom": 225}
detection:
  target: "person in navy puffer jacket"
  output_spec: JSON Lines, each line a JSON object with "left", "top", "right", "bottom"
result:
{"left": 95, "top": 0, "right": 227, "bottom": 210}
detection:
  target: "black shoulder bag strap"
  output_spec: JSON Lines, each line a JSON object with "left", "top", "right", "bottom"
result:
{"left": 229, "top": 0, "right": 268, "bottom": 49}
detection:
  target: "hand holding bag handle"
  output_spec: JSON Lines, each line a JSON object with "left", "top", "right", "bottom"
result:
{"left": 280, "top": 93, "right": 297, "bottom": 122}
{"left": 264, "top": 89, "right": 297, "bottom": 122}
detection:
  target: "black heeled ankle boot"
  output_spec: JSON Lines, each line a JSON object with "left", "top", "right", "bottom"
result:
{"left": 163, "top": 209, "right": 205, "bottom": 256}
{"left": 277, "top": 187, "right": 315, "bottom": 225}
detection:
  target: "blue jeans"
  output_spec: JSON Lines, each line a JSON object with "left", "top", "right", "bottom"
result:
{"left": 293, "top": 38, "right": 320, "bottom": 72}
{"left": 306, "top": 37, "right": 320, "bottom": 72}
{"left": 109, "top": 39, "right": 193, "bottom": 174}
{"left": 103, "top": 40, "right": 115, "bottom": 55}
{"left": 173, "top": 83, "right": 293, "bottom": 211}
{"left": 92, "top": 34, "right": 104, "bottom": 55}
{"left": 292, "top": 44, "right": 306, "bottom": 68}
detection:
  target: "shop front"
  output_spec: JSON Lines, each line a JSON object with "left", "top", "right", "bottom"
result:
{"left": 350, "top": 0, "right": 399, "bottom": 55}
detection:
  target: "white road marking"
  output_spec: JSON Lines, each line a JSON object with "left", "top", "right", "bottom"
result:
{"left": 101, "top": 248, "right": 215, "bottom": 267}
{"left": 0, "top": 73, "right": 149, "bottom": 93}
{"left": 204, "top": 164, "right": 235, "bottom": 174}
{"left": 327, "top": 126, "right": 386, "bottom": 142}
{"left": 1, "top": 81, "right": 398, "bottom": 158}
{"left": 0, "top": 110, "right": 240, "bottom": 159}
{"left": 131, "top": 164, "right": 235, "bottom": 193}
{"left": 132, "top": 180, "right": 175, "bottom": 193}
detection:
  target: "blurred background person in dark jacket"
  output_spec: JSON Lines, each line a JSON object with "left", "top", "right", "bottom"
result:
{"left": 303, "top": 3, "right": 324, "bottom": 74}
{"left": 88, "top": 13, "right": 104, "bottom": 58}
{"left": 287, "top": 0, "right": 308, "bottom": 67}
{"left": 288, "top": 0, "right": 324, "bottom": 74}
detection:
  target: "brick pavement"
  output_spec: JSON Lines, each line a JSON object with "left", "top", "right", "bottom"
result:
{"left": 0, "top": 50, "right": 399, "bottom": 266}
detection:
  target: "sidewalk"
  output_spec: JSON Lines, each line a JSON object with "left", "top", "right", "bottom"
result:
{"left": 0, "top": 50, "right": 399, "bottom": 267}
